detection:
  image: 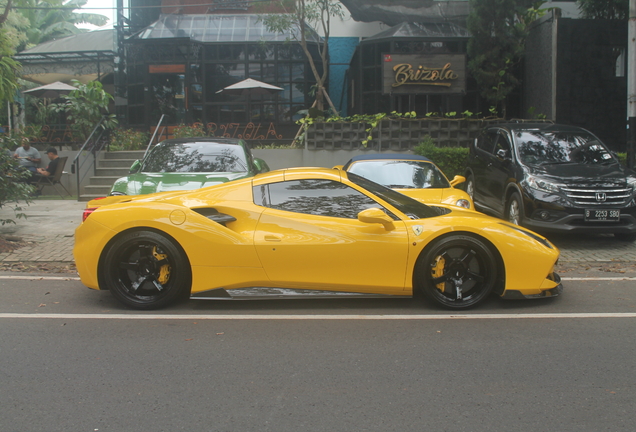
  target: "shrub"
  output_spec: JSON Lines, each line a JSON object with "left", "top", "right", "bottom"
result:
{"left": 0, "top": 135, "right": 33, "bottom": 225}
{"left": 413, "top": 136, "right": 469, "bottom": 178}
{"left": 173, "top": 123, "right": 206, "bottom": 138}
{"left": 109, "top": 129, "right": 149, "bottom": 151}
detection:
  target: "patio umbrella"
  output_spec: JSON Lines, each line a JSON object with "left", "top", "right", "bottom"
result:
{"left": 23, "top": 81, "right": 77, "bottom": 99}
{"left": 216, "top": 78, "right": 284, "bottom": 96}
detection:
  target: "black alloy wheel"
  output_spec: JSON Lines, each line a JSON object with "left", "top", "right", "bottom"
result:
{"left": 507, "top": 192, "right": 523, "bottom": 226}
{"left": 101, "top": 230, "right": 191, "bottom": 310}
{"left": 417, "top": 235, "right": 497, "bottom": 309}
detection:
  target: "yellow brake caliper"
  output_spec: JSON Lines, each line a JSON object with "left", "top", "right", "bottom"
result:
{"left": 431, "top": 255, "right": 446, "bottom": 292}
{"left": 152, "top": 247, "right": 171, "bottom": 285}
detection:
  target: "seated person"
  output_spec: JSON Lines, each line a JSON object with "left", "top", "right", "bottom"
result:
{"left": 13, "top": 138, "right": 41, "bottom": 177}
{"left": 35, "top": 147, "right": 60, "bottom": 178}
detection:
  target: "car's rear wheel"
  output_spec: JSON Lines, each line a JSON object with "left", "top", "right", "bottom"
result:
{"left": 101, "top": 230, "right": 191, "bottom": 310}
{"left": 507, "top": 192, "right": 523, "bottom": 226}
{"left": 416, "top": 235, "right": 497, "bottom": 309}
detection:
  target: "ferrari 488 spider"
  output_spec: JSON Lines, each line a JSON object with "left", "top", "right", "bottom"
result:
{"left": 75, "top": 168, "right": 562, "bottom": 310}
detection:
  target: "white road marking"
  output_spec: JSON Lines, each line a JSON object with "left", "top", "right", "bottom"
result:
{"left": 1, "top": 313, "right": 636, "bottom": 320}
{"left": 0, "top": 276, "right": 80, "bottom": 280}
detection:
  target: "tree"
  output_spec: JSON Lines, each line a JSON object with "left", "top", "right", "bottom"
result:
{"left": 577, "top": 0, "right": 628, "bottom": 19}
{"left": 50, "top": 79, "right": 117, "bottom": 141}
{"left": 260, "top": 0, "right": 344, "bottom": 114}
{"left": 16, "top": 0, "right": 108, "bottom": 50}
{"left": 466, "top": 0, "right": 543, "bottom": 118}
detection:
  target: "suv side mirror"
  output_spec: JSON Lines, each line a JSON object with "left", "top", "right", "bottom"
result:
{"left": 129, "top": 160, "right": 141, "bottom": 173}
{"left": 496, "top": 149, "right": 510, "bottom": 160}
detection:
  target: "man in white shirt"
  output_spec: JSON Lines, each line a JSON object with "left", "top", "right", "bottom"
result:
{"left": 13, "top": 138, "right": 41, "bottom": 174}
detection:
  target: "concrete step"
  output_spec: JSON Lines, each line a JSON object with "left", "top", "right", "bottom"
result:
{"left": 95, "top": 167, "right": 131, "bottom": 177}
{"left": 89, "top": 176, "right": 120, "bottom": 186}
{"left": 98, "top": 159, "right": 137, "bottom": 168}
{"left": 103, "top": 150, "right": 146, "bottom": 160}
{"left": 82, "top": 184, "right": 113, "bottom": 197}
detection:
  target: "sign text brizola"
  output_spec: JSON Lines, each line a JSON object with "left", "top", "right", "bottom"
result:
{"left": 382, "top": 54, "right": 466, "bottom": 94}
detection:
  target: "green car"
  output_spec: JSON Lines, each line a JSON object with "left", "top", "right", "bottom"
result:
{"left": 110, "top": 138, "right": 269, "bottom": 196}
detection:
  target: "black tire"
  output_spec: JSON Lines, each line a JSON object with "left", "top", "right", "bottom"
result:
{"left": 614, "top": 233, "right": 636, "bottom": 242}
{"left": 101, "top": 230, "right": 191, "bottom": 310}
{"left": 465, "top": 175, "right": 475, "bottom": 200}
{"left": 416, "top": 235, "right": 497, "bottom": 309}
{"left": 506, "top": 192, "right": 523, "bottom": 226}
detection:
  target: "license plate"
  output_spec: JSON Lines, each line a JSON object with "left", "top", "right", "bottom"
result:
{"left": 584, "top": 209, "right": 620, "bottom": 222}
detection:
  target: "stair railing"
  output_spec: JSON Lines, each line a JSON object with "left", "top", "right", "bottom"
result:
{"left": 145, "top": 114, "right": 166, "bottom": 158}
{"left": 71, "top": 116, "right": 110, "bottom": 201}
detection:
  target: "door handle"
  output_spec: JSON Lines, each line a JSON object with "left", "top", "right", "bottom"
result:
{"left": 264, "top": 234, "right": 282, "bottom": 242}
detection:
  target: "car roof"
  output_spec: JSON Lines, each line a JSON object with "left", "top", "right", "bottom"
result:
{"left": 346, "top": 153, "right": 433, "bottom": 164}
{"left": 158, "top": 137, "right": 244, "bottom": 146}
{"left": 487, "top": 122, "right": 592, "bottom": 134}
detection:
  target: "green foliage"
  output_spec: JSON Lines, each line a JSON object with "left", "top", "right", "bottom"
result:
{"left": 617, "top": 152, "right": 627, "bottom": 166}
{"left": 172, "top": 123, "right": 207, "bottom": 139}
{"left": 0, "top": 133, "right": 33, "bottom": 225}
{"left": 467, "top": 0, "right": 544, "bottom": 118}
{"left": 49, "top": 80, "right": 117, "bottom": 141}
{"left": 576, "top": 0, "right": 627, "bottom": 19}
{"left": 109, "top": 129, "right": 149, "bottom": 151}
{"left": 0, "top": 29, "right": 20, "bottom": 102}
{"left": 14, "top": 0, "right": 109, "bottom": 50}
{"left": 413, "top": 137, "right": 470, "bottom": 178}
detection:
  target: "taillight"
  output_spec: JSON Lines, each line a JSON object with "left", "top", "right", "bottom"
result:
{"left": 82, "top": 208, "right": 98, "bottom": 222}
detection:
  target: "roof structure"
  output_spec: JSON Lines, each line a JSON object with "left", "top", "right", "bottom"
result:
{"left": 14, "top": 29, "right": 116, "bottom": 85}
{"left": 132, "top": 14, "right": 322, "bottom": 43}
{"left": 362, "top": 21, "right": 470, "bottom": 43}
{"left": 339, "top": 0, "right": 470, "bottom": 26}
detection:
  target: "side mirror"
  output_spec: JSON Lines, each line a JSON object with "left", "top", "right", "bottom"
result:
{"left": 332, "top": 165, "right": 344, "bottom": 170}
{"left": 358, "top": 208, "right": 395, "bottom": 230}
{"left": 496, "top": 149, "right": 510, "bottom": 160}
{"left": 450, "top": 175, "right": 465, "bottom": 187}
{"left": 129, "top": 160, "right": 141, "bottom": 174}
{"left": 253, "top": 158, "right": 270, "bottom": 173}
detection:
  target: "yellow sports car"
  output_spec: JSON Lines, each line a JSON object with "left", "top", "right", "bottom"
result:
{"left": 75, "top": 168, "right": 562, "bottom": 310}
{"left": 341, "top": 154, "right": 473, "bottom": 209}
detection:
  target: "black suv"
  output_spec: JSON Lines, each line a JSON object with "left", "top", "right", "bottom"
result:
{"left": 465, "top": 123, "right": 636, "bottom": 241}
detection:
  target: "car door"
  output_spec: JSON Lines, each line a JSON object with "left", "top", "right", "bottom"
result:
{"left": 470, "top": 129, "right": 498, "bottom": 206}
{"left": 253, "top": 178, "right": 410, "bottom": 294}
{"left": 480, "top": 131, "right": 514, "bottom": 215}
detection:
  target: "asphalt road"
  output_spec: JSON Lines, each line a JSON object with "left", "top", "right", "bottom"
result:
{"left": 1, "top": 276, "right": 635, "bottom": 432}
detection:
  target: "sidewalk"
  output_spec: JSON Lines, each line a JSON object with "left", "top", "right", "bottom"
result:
{"left": 1, "top": 199, "right": 636, "bottom": 270}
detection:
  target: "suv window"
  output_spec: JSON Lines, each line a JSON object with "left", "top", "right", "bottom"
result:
{"left": 494, "top": 133, "right": 512, "bottom": 158}
{"left": 253, "top": 179, "right": 382, "bottom": 219}
{"left": 476, "top": 130, "right": 498, "bottom": 153}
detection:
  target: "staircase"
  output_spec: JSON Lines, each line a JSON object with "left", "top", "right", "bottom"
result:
{"left": 79, "top": 151, "right": 145, "bottom": 201}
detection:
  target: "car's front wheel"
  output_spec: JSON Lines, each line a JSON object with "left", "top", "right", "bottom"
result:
{"left": 416, "top": 235, "right": 497, "bottom": 309}
{"left": 100, "top": 230, "right": 191, "bottom": 309}
{"left": 507, "top": 192, "right": 523, "bottom": 226}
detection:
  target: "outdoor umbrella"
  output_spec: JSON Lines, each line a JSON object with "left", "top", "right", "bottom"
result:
{"left": 23, "top": 81, "right": 76, "bottom": 99}
{"left": 216, "top": 78, "right": 284, "bottom": 96}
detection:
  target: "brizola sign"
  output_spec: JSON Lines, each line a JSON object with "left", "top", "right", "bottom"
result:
{"left": 382, "top": 54, "right": 466, "bottom": 95}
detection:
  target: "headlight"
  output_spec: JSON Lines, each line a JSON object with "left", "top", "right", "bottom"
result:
{"left": 524, "top": 176, "right": 562, "bottom": 194}
{"left": 455, "top": 199, "right": 471, "bottom": 209}
{"left": 627, "top": 176, "right": 636, "bottom": 192}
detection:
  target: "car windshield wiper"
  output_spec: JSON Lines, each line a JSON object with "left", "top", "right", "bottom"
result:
{"left": 537, "top": 161, "right": 574, "bottom": 166}
{"left": 386, "top": 184, "right": 416, "bottom": 189}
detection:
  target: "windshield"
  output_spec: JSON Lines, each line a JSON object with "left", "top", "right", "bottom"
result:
{"left": 515, "top": 131, "right": 616, "bottom": 165}
{"left": 347, "top": 160, "right": 450, "bottom": 189}
{"left": 142, "top": 142, "right": 248, "bottom": 173}
{"left": 347, "top": 172, "right": 440, "bottom": 220}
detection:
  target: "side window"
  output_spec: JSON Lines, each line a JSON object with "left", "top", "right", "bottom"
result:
{"left": 253, "top": 179, "right": 383, "bottom": 219}
{"left": 476, "top": 130, "right": 498, "bottom": 154}
{"left": 495, "top": 133, "right": 512, "bottom": 158}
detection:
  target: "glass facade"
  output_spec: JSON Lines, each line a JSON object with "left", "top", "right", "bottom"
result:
{"left": 123, "top": 14, "right": 323, "bottom": 131}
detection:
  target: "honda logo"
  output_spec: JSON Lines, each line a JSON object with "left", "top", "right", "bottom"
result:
{"left": 596, "top": 192, "right": 607, "bottom": 202}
